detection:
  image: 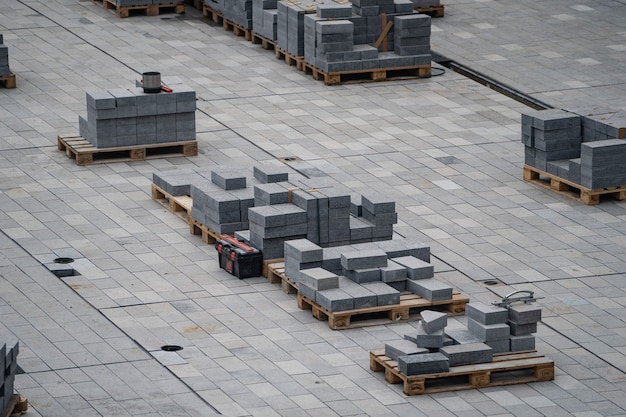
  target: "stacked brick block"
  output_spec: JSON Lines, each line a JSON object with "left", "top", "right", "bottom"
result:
{"left": 0, "top": 35, "right": 11, "bottom": 77}
{"left": 508, "top": 303, "right": 541, "bottom": 352}
{"left": 252, "top": 0, "right": 278, "bottom": 40}
{"left": 465, "top": 302, "right": 511, "bottom": 354}
{"left": 79, "top": 80, "right": 196, "bottom": 148}
{"left": 284, "top": 237, "right": 450, "bottom": 312}
{"left": 522, "top": 108, "right": 626, "bottom": 190}
{"left": 1, "top": 340, "right": 19, "bottom": 413}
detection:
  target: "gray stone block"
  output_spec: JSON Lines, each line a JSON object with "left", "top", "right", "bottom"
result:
{"left": 253, "top": 163, "right": 289, "bottom": 183}
{"left": 254, "top": 182, "right": 290, "bottom": 205}
{"left": 361, "top": 193, "right": 395, "bottom": 213}
{"left": 384, "top": 339, "right": 428, "bottom": 361}
{"left": 299, "top": 267, "right": 339, "bottom": 291}
{"left": 156, "top": 91, "right": 178, "bottom": 114}
{"left": 445, "top": 328, "right": 485, "bottom": 344}
{"left": 466, "top": 302, "right": 508, "bottom": 325}
{"left": 339, "top": 278, "right": 378, "bottom": 309}
{"left": 486, "top": 338, "right": 510, "bottom": 354}
{"left": 316, "top": 288, "right": 354, "bottom": 312}
{"left": 298, "top": 282, "right": 317, "bottom": 303}
{"left": 380, "top": 259, "right": 407, "bottom": 282}
{"left": 284, "top": 238, "right": 323, "bottom": 263}
{"left": 341, "top": 249, "right": 388, "bottom": 270}
{"left": 508, "top": 303, "right": 542, "bottom": 324}
{"left": 398, "top": 352, "right": 449, "bottom": 376}
{"left": 510, "top": 335, "right": 536, "bottom": 352}
{"left": 508, "top": 321, "right": 538, "bottom": 336}
{"left": 86, "top": 90, "right": 116, "bottom": 110}
{"left": 440, "top": 343, "right": 493, "bottom": 366}
{"left": 343, "top": 267, "right": 381, "bottom": 284}
{"left": 412, "top": 321, "right": 444, "bottom": 348}
{"left": 406, "top": 278, "right": 452, "bottom": 302}
{"left": 362, "top": 281, "right": 400, "bottom": 306}
{"left": 391, "top": 256, "right": 433, "bottom": 280}
{"left": 420, "top": 310, "right": 447, "bottom": 334}
{"left": 467, "top": 318, "right": 510, "bottom": 341}
{"left": 211, "top": 168, "right": 247, "bottom": 190}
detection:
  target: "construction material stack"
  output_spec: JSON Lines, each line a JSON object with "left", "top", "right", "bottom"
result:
{"left": 1, "top": 340, "right": 20, "bottom": 413}
{"left": 0, "top": 35, "right": 11, "bottom": 77}
{"left": 522, "top": 107, "right": 626, "bottom": 191}
{"left": 79, "top": 80, "right": 196, "bottom": 148}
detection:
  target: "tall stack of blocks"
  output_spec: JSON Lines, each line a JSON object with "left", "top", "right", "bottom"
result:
{"left": 79, "top": 79, "right": 196, "bottom": 148}
{"left": 0, "top": 35, "right": 11, "bottom": 77}
{"left": 1, "top": 340, "right": 19, "bottom": 412}
{"left": 224, "top": 0, "right": 253, "bottom": 28}
{"left": 522, "top": 108, "right": 626, "bottom": 189}
{"left": 394, "top": 310, "right": 493, "bottom": 376}
{"left": 252, "top": 0, "right": 278, "bottom": 40}
{"left": 466, "top": 302, "right": 511, "bottom": 354}
{"left": 508, "top": 303, "right": 541, "bottom": 352}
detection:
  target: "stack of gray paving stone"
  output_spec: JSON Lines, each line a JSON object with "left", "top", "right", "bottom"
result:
{"left": 0, "top": 35, "right": 11, "bottom": 77}
{"left": 522, "top": 108, "right": 626, "bottom": 189}
{"left": 248, "top": 203, "right": 308, "bottom": 259}
{"left": 224, "top": 0, "right": 253, "bottom": 28}
{"left": 405, "top": 310, "right": 448, "bottom": 349}
{"left": 79, "top": 79, "right": 196, "bottom": 148}
{"left": 284, "top": 238, "right": 323, "bottom": 284}
{"left": 1, "top": 339, "right": 19, "bottom": 413}
{"left": 252, "top": 0, "right": 278, "bottom": 40}
{"left": 466, "top": 302, "right": 511, "bottom": 354}
{"left": 411, "top": 0, "right": 439, "bottom": 6}
{"left": 204, "top": 0, "right": 226, "bottom": 15}
{"left": 508, "top": 303, "right": 541, "bottom": 352}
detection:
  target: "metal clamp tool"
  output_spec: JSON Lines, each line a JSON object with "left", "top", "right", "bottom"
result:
{"left": 492, "top": 290, "right": 543, "bottom": 308}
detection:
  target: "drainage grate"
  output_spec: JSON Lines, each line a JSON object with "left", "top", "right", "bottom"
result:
{"left": 278, "top": 156, "right": 300, "bottom": 162}
{"left": 54, "top": 257, "right": 75, "bottom": 264}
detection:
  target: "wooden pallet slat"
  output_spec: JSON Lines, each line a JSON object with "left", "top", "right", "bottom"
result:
{"left": 100, "top": 0, "right": 185, "bottom": 17}
{"left": 151, "top": 183, "right": 193, "bottom": 222}
{"left": 0, "top": 73, "right": 16, "bottom": 89}
{"left": 251, "top": 32, "right": 276, "bottom": 50}
{"left": 296, "top": 290, "right": 469, "bottom": 330}
{"left": 57, "top": 134, "right": 197, "bottom": 165}
{"left": 415, "top": 4, "right": 445, "bottom": 17}
{"left": 301, "top": 61, "right": 431, "bottom": 85}
{"left": 523, "top": 164, "right": 626, "bottom": 205}
{"left": 1, "top": 395, "right": 28, "bottom": 417}
{"left": 370, "top": 349, "right": 554, "bottom": 395}
{"left": 189, "top": 217, "right": 221, "bottom": 244}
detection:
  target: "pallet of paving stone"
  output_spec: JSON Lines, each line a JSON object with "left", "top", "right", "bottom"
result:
{"left": 274, "top": 47, "right": 305, "bottom": 70}
{"left": 0, "top": 73, "right": 16, "bottom": 89}
{"left": 523, "top": 164, "right": 626, "bottom": 205}
{"left": 202, "top": 5, "right": 252, "bottom": 40}
{"left": 265, "top": 260, "right": 298, "bottom": 294}
{"left": 250, "top": 32, "right": 276, "bottom": 52}
{"left": 301, "top": 61, "right": 432, "bottom": 86}
{"left": 95, "top": 0, "right": 185, "bottom": 18}
{"left": 151, "top": 183, "right": 193, "bottom": 222}
{"left": 57, "top": 134, "right": 198, "bottom": 166}
{"left": 189, "top": 216, "right": 222, "bottom": 244}
{"left": 298, "top": 291, "right": 469, "bottom": 330}
{"left": 0, "top": 395, "right": 28, "bottom": 417}
{"left": 369, "top": 349, "right": 554, "bottom": 395}
{"left": 415, "top": 4, "right": 445, "bottom": 17}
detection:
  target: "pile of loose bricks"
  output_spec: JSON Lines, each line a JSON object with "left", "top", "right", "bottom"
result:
{"left": 154, "top": 164, "right": 399, "bottom": 259}
{"left": 385, "top": 302, "right": 541, "bottom": 376}
{"left": 0, "top": 35, "right": 11, "bottom": 77}
{"left": 522, "top": 107, "right": 626, "bottom": 189}
{"left": 229, "top": 0, "right": 432, "bottom": 73}
{"left": 79, "top": 78, "right": 196, "bottom": 148}
{"left": 1, "top": 340, "right": 19, "bottom": 413}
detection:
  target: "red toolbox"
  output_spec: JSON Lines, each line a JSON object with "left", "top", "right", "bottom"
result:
{"left": 215, "top": 235, "right": 263, "bottom": 279}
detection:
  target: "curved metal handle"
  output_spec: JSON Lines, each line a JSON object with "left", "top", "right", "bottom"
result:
{"left": 503, "top": 290, "right": 534, "bottom": 302}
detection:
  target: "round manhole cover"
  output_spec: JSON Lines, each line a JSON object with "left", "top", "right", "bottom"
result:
{"left": 161, "top": 345, "right": 183, "bottom": 352}
{"left": 54, "top": 257, "right": 75, "bottom": 264}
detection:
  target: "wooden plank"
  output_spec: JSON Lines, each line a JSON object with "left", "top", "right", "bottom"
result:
{"left": 1, "top": 395, "right": 28, "bottom": 417}
{"left": 523, "top": 164, "right": 626, "bottom": 205}
{"left": 57, "top": 134, "right": 197, "bottom": 165}
{"left": 370, "top": 350, "right": 554, "bottom": 395}
{"left": 0, "top": 73, "right": 16, "bottom": 89}
{"left": 415, "top": 4, "right": 445, "bottom": 17}
{"left": 301, "top": 61, "right": 432, "bottom": 85}
{"left": 296, "top": 290, "right": 469, "bottom": 330}
{"left": 101, "top": 0, "right": 185, "bottom": 17}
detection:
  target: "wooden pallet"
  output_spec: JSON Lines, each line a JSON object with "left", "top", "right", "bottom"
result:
{"left": 265, "top": 261, "right": 298, "bottom": 294}
{"left": 57, "top": 134, "right": 198, "bottom": 165}
{"left": 301, "top": 61, "right": 431, "bottom": 86}
{"left": 298, "top": 291, "right": 469, "bottom": 330}
{"left": 151, "top": 183, "right": 192, "bottom": 222}
{"left": 416, "top": 4, "right": 445, "bottom": 17}
{"left": 370, "top": 349, "right": 554, "bottom": 395}
{"left": 97, "top": 0, "right": 185, "bottom": 17}
{"left": 0, "top": 73, "right": 16, "bottom": 89}
{"left": 1, "top": 395, "right": 28, "bottom": 417}
{"left": 189, "top": 216, "right": 221, "bottom": 244}
{"left": 203, "top": 5, "right": 252, "bottom": 40}
{"left": 251, "top": 32, "right": 276, "bottom": 51}
{"left": 523, "top": 164, "right": 626, "bottom": 205}
{"left": 275, "top": 47, "right": 305, "bottom": 70}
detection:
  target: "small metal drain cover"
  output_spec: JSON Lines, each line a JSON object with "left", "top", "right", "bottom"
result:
{"left": 478, "top": 279, "right": 504, "bottom": 286}
{"left": 161, "top": 345, "right": 183, "bottom": 352}
{"left": 54, "top": 257, "right": 75, "bottom": 264}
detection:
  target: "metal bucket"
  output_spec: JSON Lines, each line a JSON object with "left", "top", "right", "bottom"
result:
{"left": 142, "top": 71, "right": 161, "bottom": 93}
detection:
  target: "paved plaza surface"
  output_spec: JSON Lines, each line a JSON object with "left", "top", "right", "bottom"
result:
{"left": 1, "top": 0, "right": 625, "bottom": 416}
